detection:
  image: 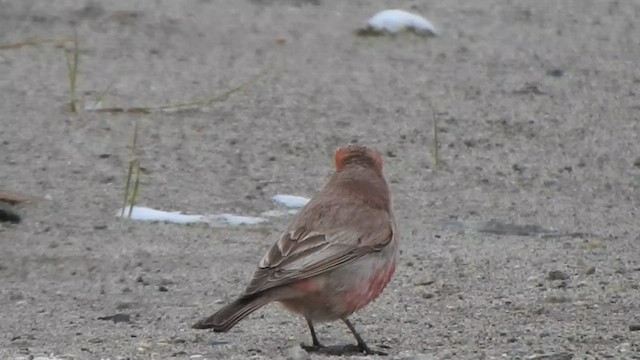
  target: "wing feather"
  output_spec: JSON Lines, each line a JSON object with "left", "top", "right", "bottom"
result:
{"left": 244, "top": 166, "right": 395, "bottom": 296}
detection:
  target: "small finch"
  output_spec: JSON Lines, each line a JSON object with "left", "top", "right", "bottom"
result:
{"left": 193, "top": 145, "right": 399, "bottom": 355}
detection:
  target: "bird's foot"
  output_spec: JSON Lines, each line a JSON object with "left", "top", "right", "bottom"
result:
{"left": 358, "top": 343, "right": 387, "bottom": 356}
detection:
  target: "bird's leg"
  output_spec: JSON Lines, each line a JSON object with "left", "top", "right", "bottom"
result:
{"left": 301, "top": 318, "right": 324, "bottom": 350}
{"left": 342, "top": 318, "right": 386, "bottom": 356}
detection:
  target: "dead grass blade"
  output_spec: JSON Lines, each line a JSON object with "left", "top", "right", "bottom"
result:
{"left": 0, "top": 38, "right": 76, "bottom": 50}
{"left": 64, "top": 36, "right": 80, "bottom": 113}
{"left": 89, "top": 67, "right": 270, "bottom": 114}
{"left": 121, "top": 121, "right": 141, "bottom": 218}
{"left": 429, "top": 102, "right": 440, "bottom": 169}
{"left": 0, "top": 191, "right": 46, "bottom": 205}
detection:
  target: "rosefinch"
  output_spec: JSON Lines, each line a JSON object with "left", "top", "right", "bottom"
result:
{"left": 193, "top": 145, "right": 398, "bottom": 355}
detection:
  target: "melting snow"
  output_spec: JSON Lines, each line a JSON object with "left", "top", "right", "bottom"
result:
{"left": 366, "top": 9, "right": 438, "bottom": 35}
{"left": 116, "top": 206, "right": 266, "bottom": 226}
{"left": 117, "top": 206, "right": 204, "bottom": 224}
{"left": 272, "top": 194, "right": 310, "bottom": 208}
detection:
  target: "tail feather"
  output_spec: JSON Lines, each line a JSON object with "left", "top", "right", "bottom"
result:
{"left": 192, "top": 294, "right": 270, "bottom": 332}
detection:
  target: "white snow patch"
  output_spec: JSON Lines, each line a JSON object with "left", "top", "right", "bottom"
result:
{"left": 272, "top": 194, "right": 310, "bottom": 208}
{"left": 116, "top": 206, "right": 267, "bottom": 226}
{"left": 117, "top": 206, "right": 204, "bottom": 224}
{"left": 366, "top": 9, "right": 438, "bottom": 35}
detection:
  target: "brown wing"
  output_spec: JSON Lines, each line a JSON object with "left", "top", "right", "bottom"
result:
{"left": 243, "top": 200, "right": 394, "bottom": 296}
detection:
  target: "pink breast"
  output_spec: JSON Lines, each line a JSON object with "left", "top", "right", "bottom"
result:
{"left": 344, "top": 261, "right": 396, "bottom": 315}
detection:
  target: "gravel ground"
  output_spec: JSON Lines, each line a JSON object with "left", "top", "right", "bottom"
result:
{"left": 1, "top": 0, "right": 639, "bottom": 359}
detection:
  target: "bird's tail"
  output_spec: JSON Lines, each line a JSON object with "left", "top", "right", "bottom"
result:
{"left": 192, "top": 294, "right": 271, "bottom": 332}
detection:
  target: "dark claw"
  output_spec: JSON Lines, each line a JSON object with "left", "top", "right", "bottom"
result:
{"left": 360, "top": 344, "right": 387, "bottom": 356}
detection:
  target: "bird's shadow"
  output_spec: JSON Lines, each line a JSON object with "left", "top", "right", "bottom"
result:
{"left": 301, "top": 343, "right": 388, "bottom": 356}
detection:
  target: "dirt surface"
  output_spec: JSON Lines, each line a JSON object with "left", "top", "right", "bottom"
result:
{"left": 1, "top": 0, "right": 640, "bottom": 359}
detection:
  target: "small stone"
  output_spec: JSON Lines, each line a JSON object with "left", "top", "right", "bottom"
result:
{"left": 97, "top": 313, "right": 131, "bottom": 323}
{"left": 463, "top": 139, "right": 478, "bottom": 148}
{"left": 137, "top": 341, "right": 152, "bottom": 352}
{"left": 547, "top": 270, "right": 569, "bottom": 281}
{"left": 158, "top": 285, "right": 168, "bottom": 292}
{"left": 422, "top": 292, "right": 434, "bottom": 299}
{"left": 285, "top": 345, "right": 310, "bottom": 360}
{"left": 0, "top": 203, "right": 21, "bottom": 223}
{"left": 210, "top": 339, "right": 229, "bottom": 346}
{"left": 546, "top": 69, "right": 564, "bottom": 77}
{"left": 616, "top": 342, "right": 631, "bottom": 353}
{"left": 477, "top": 219, "right": 549, "bottom": 236}
{"left": 413, "top": 277, "right": 436, "bottom": 286}
{"left": 9, "top": 292, "right": 24, "bottom": 301}
{"left": 615, "top": 264, "right": 627, "bottom": 274}
{"left": 525, "top": 353, "right": 573, "bottom": 360}
{"left": 551, "top": 280, "right": 568, "bottom": 289}
{"left": 633, "top": 157, "right": 640, "bottom": 168}
{"left": 629, "top": 324, "right": 640, "bottom": 331}
{"left": 545, "top": 295, "right": 571, "bottom": 304}
{"left": 584, "top": 266, "right": 596, "bottom": 275}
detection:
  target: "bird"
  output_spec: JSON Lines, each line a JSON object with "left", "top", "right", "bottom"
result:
{"left": 192, "top": 145, "right": 399, "bottom": 355}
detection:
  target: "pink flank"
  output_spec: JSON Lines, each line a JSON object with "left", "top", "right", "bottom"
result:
{"left": 343, "top": 260, "right": 396, "bottom": 315}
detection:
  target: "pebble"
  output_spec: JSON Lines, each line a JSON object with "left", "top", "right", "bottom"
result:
{"left": 413, "top": 276, "right": 436, "bottom": 286}
{"left": 551, "top": 280, "right": 568, "bottom": 289}
{"left": 97, "top": 313, "right": 131, "bottom": 323}
{"left": 615, "top": 342, "right": 631, "bottom": 353}
{"left": 546, "top": 69, "right": 564, "bottom": 77}
{"left": 477, "top": 219, "right": 549, "bottom": 236}
{"left": 137, "top": 341, "right": 152, "bottom": 352}
{"left": 0, "top": 203, "right": 21, "bottom": 223}
{"left": 285, "top": 345, "right": 310, "bottom": 360}
{"left": 525, "top": 353, "right": 574, "bottom": 360}
{"left": 629, "top": 324, "right": 640, "bottom": 331}
{"left": 545, "top": 295, "right": 571, "bottom": 304}
{"left": 547, "top": 270, "right": 569, "bottom": 281}
{"left": 421, "top": 292, "right": 434, "bottom": 299}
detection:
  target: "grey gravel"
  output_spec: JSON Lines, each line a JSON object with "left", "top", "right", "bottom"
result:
{"left": 547, "top": 270, "right": 570, "bottom": 281}
{"left": 525, "top": 353, "right": 574, "bottom": 360}
{"left": 284, "top": 346, "right": 310, "bottom": 360}
{"left": 1, "top": 1, "right": 639, "bottom": 360}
